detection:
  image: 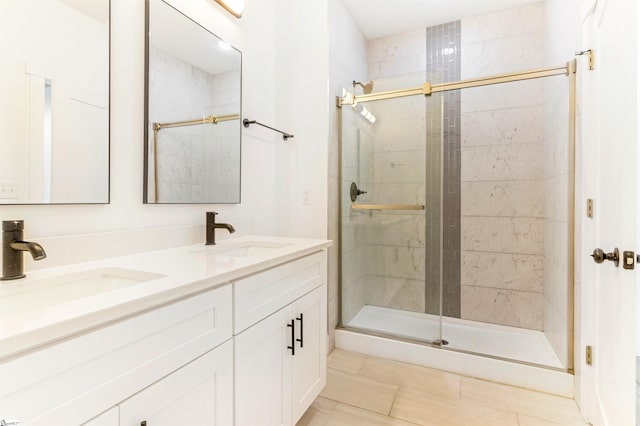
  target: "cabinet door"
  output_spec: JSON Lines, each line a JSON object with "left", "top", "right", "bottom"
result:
{"left": 235, "top": 305, "right": 293, "bottom": 426}
{"left": 119, "top": 340, "right": 233, "bottom": 426}
{"left": 82, "top": 407, "right": 119, "bottom": 426}
{"left": 291, "top": 286, "right": 327, "bottom": 423}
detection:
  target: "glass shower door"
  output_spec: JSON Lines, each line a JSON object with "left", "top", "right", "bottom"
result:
{"left": 339, "top": 74, "right": 444, "bottom": 346}
{"left": 438, "top": 75, "right": 573, "bottom": 370}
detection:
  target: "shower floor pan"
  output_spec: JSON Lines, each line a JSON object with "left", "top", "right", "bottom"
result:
{"left": 347, "top": 305, "right": 563, "bottom": 368}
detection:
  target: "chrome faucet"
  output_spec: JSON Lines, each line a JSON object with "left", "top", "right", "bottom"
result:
{"left": 205, "top": 212, "right": 235, "bottom": 245}
{"left": 2, "top": 220, "right": 46, "bottom": 280}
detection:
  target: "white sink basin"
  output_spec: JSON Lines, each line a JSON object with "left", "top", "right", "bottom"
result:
{"left": 191, "top": 241, "right": 292, "bottom": 258}
{"left": 216, "top": 242, "right": 291, "bottom": 257}
{"left": 0, "top": 267, "right": 166, "bottom": 316}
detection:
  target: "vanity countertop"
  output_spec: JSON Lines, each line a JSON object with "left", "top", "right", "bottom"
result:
{"left": 0, "top": 235, "right": 331, "bottom": 361}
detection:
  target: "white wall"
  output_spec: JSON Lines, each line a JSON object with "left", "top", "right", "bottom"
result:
{"left": 0, "top": 0, "right": 329, "bottom": 270}
{"left": 327, "top": 0, "right": 368, "bottom": 349}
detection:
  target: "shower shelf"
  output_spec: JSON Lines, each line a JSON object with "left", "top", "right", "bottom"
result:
{"left": 352, "top": 204, "right": 425, "bottom": 211}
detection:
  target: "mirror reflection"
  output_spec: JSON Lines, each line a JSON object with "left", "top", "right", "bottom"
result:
{"left": 144, "top": 0, "right": 242, "bottom": 204}
{"left": 0, "top": 0, "right": 110, "bottom": 204}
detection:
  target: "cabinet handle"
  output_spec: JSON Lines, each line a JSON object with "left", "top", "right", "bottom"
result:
{"left": 287, "top": 319, "right": 295, "bottom": 356}
{"left": 296, "top": 313, "right": 304, "bottom": 348}
{"left": 1, "top": 420, "right": 21, "bottom": 426}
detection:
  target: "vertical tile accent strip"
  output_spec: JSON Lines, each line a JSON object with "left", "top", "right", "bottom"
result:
{"left": 425, "top": 21, "right": 461, "bottom": 318}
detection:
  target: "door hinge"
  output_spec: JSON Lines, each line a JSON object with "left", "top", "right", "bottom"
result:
{"left": 575, "top": 49, "right": 594, "bottom": 70}
{"left": 586, "top": 199, "right": 593, "bottom": 218}
{"left": 586, "top": 345, "right": 593, "bottom": 366}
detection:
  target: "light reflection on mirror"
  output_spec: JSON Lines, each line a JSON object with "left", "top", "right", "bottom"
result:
{"left": 0, "top": 0, "right": 110, "bottom": 204}
{"left": 43, "top": 79, "right": 52, "bottom": 202}
{"left": 144, "top": 0, "right": 242, "bottom": 204}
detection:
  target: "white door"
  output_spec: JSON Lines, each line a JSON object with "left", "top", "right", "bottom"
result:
{"left": 580, "top": 0, "right": 638, "bottom": 424}
{"left": 291, "top": 287, "right": 327, "bottom": 423}
{"left": 235, "top": 304, "right": 293, "bottom": 426}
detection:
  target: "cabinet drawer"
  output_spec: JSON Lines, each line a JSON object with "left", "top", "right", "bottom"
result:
{"left": 0, "top": 284, "right": 232, "bottom": 425}
{"left": 120, "top": 340, "right": 233, "bottom": 426}
{"left": 234, "top": 251, "right": 326, "bottom": 334}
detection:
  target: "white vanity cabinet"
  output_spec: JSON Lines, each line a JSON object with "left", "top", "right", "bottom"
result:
{"left": 118, "top": 340, "right": 233, "bottom": 426}
{"left": 82, "top": 407, "right": 118, "bottom": 426}
{"left": 0, "top": 284, "right": 232, "bottom": 426}
{"left": 83, "top": 340, "right": 233, "bottom": 426}
{"left": 0, "top": 243, "right": 330, "bottom": 426}
{"left": 234, "top": 252, "right": 327, "bottom": 426}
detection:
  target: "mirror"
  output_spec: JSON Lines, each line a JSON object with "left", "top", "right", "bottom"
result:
{"left": 0, "top": 0, "right": 110, "bottom": 204}
{"left": 144, "top": 0, "right": 242, "bottom": 204}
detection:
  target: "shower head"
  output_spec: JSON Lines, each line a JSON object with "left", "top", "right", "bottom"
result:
{"left": 353, "top": 80, "right": 374, "bottom": 94}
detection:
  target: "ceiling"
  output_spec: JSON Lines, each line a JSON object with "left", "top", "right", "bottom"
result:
{"left": 341, "top": 0, "right": 540, "bottom": 39}
{"left": 151, "top": 0, "right": 240, "bottom": 75}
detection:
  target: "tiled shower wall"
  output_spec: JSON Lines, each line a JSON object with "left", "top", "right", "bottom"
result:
{"left": 339, "top": 111, "right": 373, "bottom": 325}
{"left": 330, "top": 1, "right": 557, "bottom": 344}
{"left": 360, "top": 75, "right": 428, "bottom": 315}
{"left": 542, "top": 0, "right": 579, "bottom": 368}
{"left": 363, "top": 23, "right": 461, "bottom": 318}
{"left": 148, "top": 47, "right": 240, "bottom": 202}
{"left": 460, "top": 3, "right": 546, "bottom": 330}
{"left": 426, "top": 22, "right": 461, "bottom": 317}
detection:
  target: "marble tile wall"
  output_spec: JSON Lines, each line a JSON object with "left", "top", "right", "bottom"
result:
{"left": 460, "top": 2, "right": 546, "bottom": 330}
{"left": 149, "top": 47, "right": 240, "bottom": 202}
{"left": 542, "top": 55, "right": 572, "bottom": 367}
{"left": 367, "top": 29, "right": 426, "bottom": 80}
{"left": 340, "top": 110, "right": 375, "bottom": 325}
{"left": 361, "top": 21, "right": 459, "bottom": 319}
{"left": 204, "top": 70, "right": 241, "bottom": 202}
{"left": 330, "top": 0, "right": 558, "bottom": 345}
{"left": 358, "top": 74, "right": 428, "bottom": 315}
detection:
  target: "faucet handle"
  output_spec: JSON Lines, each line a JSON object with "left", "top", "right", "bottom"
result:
{"left": 2, "top": 220, "right": 24, "bottom": 231}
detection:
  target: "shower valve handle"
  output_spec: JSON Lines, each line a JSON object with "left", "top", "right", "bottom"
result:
{"left": 591, "top": 247, "right": 619, "bottom": 267}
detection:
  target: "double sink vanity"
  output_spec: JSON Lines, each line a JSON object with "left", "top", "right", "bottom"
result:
{"left": 0, "top": 0, "right": 327, "bottom": 423}
{"left": 0, "top": 234, "right": 330, "bottom": 425}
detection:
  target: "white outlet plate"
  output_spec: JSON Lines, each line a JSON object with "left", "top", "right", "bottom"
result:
{"left": 302, "top": 188, "right": 311, "bottom": 205}
{"left": 0, "top": 182, "right": 19, "bottom": 199}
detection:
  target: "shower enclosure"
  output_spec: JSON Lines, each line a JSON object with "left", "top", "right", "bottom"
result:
{"left": 337, "top": 61, "right": 575, "bottom": 373}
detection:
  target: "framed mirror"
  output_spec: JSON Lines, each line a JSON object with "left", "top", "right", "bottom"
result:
{"left": 0, "top": 0, "right": 110, "bottom": 204}
{"left": 144, "top": 0, "right": 242, "bottom": 204}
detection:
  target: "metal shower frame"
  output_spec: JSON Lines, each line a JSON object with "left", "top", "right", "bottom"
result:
{"left": 335, "top": 59, "right": 578, "bottom": 371}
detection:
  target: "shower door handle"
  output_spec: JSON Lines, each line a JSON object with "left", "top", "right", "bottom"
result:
{"left": 591, "top": 247, "right": 619, "bottom": 267}
{"left": 350, "top": 182, "right": 367, "bottom": 202}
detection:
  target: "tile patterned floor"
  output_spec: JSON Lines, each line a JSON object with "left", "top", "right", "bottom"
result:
{"left": 297, "top": 349, "right": 588, "bottom": 426}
